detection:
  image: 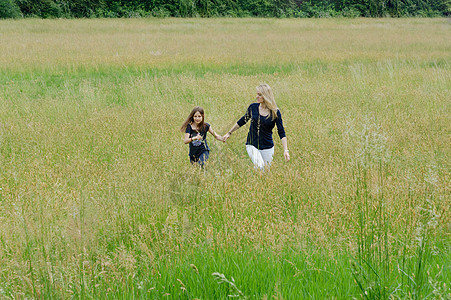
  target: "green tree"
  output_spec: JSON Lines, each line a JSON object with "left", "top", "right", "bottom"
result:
{"left": 16, "top": 0, "right": 62, "bottom": 18}
{"left": 0, "top": 0, "right": 22, "bottom": 18}
{"left": 4, "top": 0, "right": 450, "bottom": 18}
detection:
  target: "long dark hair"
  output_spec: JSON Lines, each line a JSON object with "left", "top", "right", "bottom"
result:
{"left": 180, "top": 106, "right": 206, "bottom": 132}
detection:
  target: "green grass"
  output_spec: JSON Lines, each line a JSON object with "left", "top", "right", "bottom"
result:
{"left": 0, "top": 18, "right": 450, "bottom": 298}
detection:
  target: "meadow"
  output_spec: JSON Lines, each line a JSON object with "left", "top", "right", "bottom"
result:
{"left": 0, "top": 18, "right": 450, "bottom": 298}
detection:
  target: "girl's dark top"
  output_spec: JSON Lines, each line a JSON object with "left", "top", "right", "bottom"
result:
{"left": 237, "top": 103, "right": 286, "bottom": 150}
{"left": 185, "top": 123, "right": 210, "bottom": 157}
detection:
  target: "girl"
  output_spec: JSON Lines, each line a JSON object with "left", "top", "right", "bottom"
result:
{"left": 223, "top": 83, "right": 290, "bottom": 169}
{"left": 181, "top": 106, "right": 223, "bottom": 166}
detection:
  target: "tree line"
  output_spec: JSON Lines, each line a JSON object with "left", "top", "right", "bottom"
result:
{"left": 1, "top": 0, "right": 449, "bottom": 19}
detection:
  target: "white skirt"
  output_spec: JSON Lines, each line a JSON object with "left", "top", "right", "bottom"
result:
{"left": 246, "top": 145, "right": 274, "bottom": 169}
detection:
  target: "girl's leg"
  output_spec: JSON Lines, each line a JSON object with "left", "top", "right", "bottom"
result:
{"left": 198, "top": 151, "right": 209, "bottom": 167}
{"left": 259, "top": 147, "right": 274, "bottom": 166}
{"left": 189, "top": 155, "right": 198, "bottom": 164}
{"left": 246, "top": 145, "right": 265, "bottom": 169}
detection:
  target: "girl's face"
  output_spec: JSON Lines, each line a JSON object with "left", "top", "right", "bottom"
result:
{"left": 193, "top": 111, "right": 203, "bottom": 124}
{"left": 256, "top": 91, "right": 264, "bottom": 103}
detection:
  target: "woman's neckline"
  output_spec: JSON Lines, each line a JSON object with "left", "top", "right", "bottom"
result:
{"left": 258, "top": 103, "right": 270, "bottom": 117}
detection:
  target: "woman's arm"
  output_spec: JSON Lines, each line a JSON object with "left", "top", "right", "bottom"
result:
{"left": 209, "top": 126, "right": 224, "bottom": 142}
{"left": 223, "top": 105, "right": 252, "bottom": 142}
{"left": 281, "top": 137, "right": 290, "bottom": 161}
{"left": 275, "top": 110, "right": 289, "bottom": 161}
{"left": 223, "top": 123, "right": 240, "bottom": 142}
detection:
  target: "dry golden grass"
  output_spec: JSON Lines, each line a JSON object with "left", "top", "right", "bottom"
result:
{"left": 0, "top": 18, "right": 449, "bottom": 70}
{"left": 0, "top": 17, "right": 449, "bottom": 297}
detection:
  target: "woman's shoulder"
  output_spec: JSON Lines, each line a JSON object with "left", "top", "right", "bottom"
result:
{"left": 248, "top": 103, "right": 259, "bottom": 110}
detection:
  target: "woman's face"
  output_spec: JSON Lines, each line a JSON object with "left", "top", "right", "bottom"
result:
{"left": 193, "top": 111, "right": 203, "bottom": 124}
{"left": 256, "top": 91, "right": 264, "bottom": 103}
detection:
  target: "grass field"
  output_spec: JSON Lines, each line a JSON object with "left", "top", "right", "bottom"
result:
{"left": 0, "top": 18, "right": 450, "bottom": 298}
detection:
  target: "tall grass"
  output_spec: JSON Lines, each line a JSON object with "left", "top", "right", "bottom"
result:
{"left": 0, "top": 18, "right": 450, "bottom": 298}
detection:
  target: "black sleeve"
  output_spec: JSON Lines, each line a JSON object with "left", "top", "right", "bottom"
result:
{"left": 237, "top": 105, "right": 252, "bottom": 127}
{"left": 185, "top": 124, "right": 191, "bottom": 134}
{"left": 204, "top": 123, "right": 210, "bottom": 136}
{"left": 275, "top": 110, "right": 286, "bottom": 139}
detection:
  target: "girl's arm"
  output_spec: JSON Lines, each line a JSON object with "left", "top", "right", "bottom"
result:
{"left": 209, "top": 126, "right": 224, "bottom": 142}
{"left": 184, "top": 133, "right": 192, "bottom": 144}
{"left": 184, "top": 133, "right": 201, "bottom": 144}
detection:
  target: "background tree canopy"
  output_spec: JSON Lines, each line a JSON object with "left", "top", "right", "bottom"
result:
{"left": 1, "top": 0, "right": 450, "bottom": 19}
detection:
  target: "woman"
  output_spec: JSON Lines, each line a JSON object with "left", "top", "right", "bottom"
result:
{"left": 223, "top": 83, "right": 290, "bottom": 169}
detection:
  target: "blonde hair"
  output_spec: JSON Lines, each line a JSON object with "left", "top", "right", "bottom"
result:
{"left": 257, "top": 83, "right": 278, "bottom": 120}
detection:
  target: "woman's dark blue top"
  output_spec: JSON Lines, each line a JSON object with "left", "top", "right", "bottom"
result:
{"left": 185, "top": 123, "right": 210, "bottom": 157}
{"left": 237, "top": 103, "right": 286, "bottom": 150}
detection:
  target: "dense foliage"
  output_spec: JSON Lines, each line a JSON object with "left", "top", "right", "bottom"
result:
{"left": 0, "top": 0, "right": 449, "bottom": 18}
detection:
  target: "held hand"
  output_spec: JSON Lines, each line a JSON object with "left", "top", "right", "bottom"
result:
{"left": 223, "top": 133, "right": 231, "bottom": 142}
{"left": 284, "top": 150, "right": 290, "bottom": 161}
